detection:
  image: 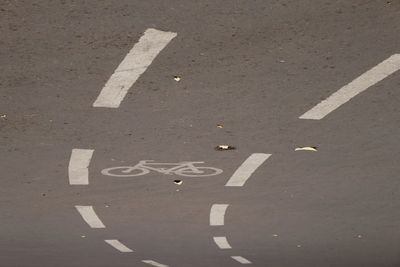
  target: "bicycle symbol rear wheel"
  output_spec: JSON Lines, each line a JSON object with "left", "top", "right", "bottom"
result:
{"left": 174, "top": 167, "right": 223, "bottom": 177}
{"left": 101, "top": 166, "right": 150, "bottom": 177}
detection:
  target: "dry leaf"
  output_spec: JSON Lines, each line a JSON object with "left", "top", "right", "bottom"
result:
{"left": 215, "top": 145, "right": 236, "bottom": 151}
{"left": 295, "top": 146, "right": 318, "bottom": 152}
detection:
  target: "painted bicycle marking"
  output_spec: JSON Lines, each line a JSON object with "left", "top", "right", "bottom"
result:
{"left": 101, "top": 160, "right": 223, "bottom": 177}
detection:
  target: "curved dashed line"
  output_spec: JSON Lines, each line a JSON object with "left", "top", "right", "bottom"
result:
{"left": 210, "top": 204, "right": 229, "bottom": 226}
{"left": 231, "top": 256, "right": 252, "bottom": 264}
{"left": 105, "top": 239, "right": 134, "bottom": 252}
{"left": 212, "top": 153, "right": 271, "bottom": 264}
{"left": 75, "top": 206, "right": 106, "bottom": 228}
{"left": 142, "top": 260, "right": 169, "bottom": 267}
{"left": 68, "top": 148, "right": 94, "bottom": 185}
{"left": 225, "top": 153, "right": 271, "bottom": 187}
{"left": 69, "top": 148, "right": 171, "bottom": 264}
{"left": 213, "top": 236, "right": 232, "bottom": 249}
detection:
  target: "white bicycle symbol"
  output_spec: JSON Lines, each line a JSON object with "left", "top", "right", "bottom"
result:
{"left": 101, "top": 160, "right": 223, "bottom": 177}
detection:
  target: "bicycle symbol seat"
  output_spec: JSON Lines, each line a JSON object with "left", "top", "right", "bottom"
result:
{"left": 101, "top": 160, "right": 223, "bottom": 177}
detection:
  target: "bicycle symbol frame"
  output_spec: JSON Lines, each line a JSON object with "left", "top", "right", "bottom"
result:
{"left": 101, "top": 160, "right": 223, "bottom": 177}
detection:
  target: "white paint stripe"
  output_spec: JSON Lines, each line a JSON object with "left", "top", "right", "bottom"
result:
{"left": 93, "top": 28, "right": 177, "bottom": 108}
{"left": 68, "top": 149, "right": 94, "bottom": 185}
{"left": 231, "top": 256, "right": 252, "bottom": 264}
{"left": 225, "top": 153, "right": 271, "bottom": 187}
{"left": 75, "top": 206, "right": 105, "bottom": 228}
{"left": 300, "top": 54, "right": 400, "bottom": 120}
{"left": 142, "top": 260, "right": 169, "bottom": 267}
{"left": 104, "top": 239, "right": 133, "bottom": 252}
{"left": 210, "top": 204, "right": 229, "bottom": 226}
{"left": 213, "top": 236, "right": 232, "bottom": 249}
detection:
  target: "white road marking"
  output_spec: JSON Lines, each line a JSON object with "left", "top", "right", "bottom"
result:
{"left": 104, "top": 239, "right": 134, "bottom": 252}
{"left": 231, "top": 256, "right": 252, "bottom": 264}
{"left": 68, "top": 149, "right": 94, "bottom": 185}
{"left": 213, "top": 236, "right": 232, "bottom": 249}
{"left": 225, "top": 153, "right": 271, "bottom": 187}
{"left": 101, "top": 160, "right": 222, "bottom": 177}
{"left": 300, "top": 54, "right": 400, "bottom": 120}
{"left": 210, "top": 204, "right": 229, "bottom": 226}
{"left": 142, "top": 260, "right": 169, "bottom": 267}
{"left": 75, "top": 206, "right": 105, "bottom": 228}
{"left": 93, "top": 28, "right": 177, "bottom": 108}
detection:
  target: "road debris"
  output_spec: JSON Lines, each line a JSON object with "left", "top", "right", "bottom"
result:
{"left": 173, "top": 75, "right": 181, "bottom": 81}
{"left": 272, "top": 234, "right": 279, "bottom": 237}
{"left": 215, "top": 145, "right": 236, "bottom": 151}
{"left": 295, "top": 146, "right": 318, "bottom": 152}
{"left": 0, "top": 114, "right": 6, "bottom": 119}
{"left": 174, "top": 180, "right": 183, "bottom": 185}
{"left": 217, "top": 124, "right": 223, "bottom": 128}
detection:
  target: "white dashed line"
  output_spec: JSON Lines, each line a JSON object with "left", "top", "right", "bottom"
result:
{"left": 225, "top": 153, "right": 271, "bottom": 187}
{"left": 142, "top": 260, "right": 169, "bottom": 267}
{"left": 68, "top": 149, "right": 94, "bottom": 185}
{"left": 210, "top": 204, "right": 229, "bottom": 226}
{"left": 104, "top": 239, "right": 134, "bottom": 252}
{"left": 231, "top": 256, "right": 252, "bottom": 264}
{"left": 300, "top": 54, "right": 400, "bottom": 120}
{"left": 93, "top": 28, "right": 177, "bottom": 108}
{"left": 75, "top": 206, "right": 105, "bottom": 228}
{"left": 213, "top": 236, "right": 232, "bottom": 249}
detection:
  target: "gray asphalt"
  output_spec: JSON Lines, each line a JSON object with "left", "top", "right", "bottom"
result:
{"left": 1, "top": 0, "right": 400, "bottom": 266}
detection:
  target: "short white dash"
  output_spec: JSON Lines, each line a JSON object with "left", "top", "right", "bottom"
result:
{"left": 210, "top": 204, "right": 229, "bottom": 226}
{"left": 300, "top": 54, "right": 400, "bottom": 120}
{"left": 93, "top": 28, "right": 177, "bottom": 108}
{"left": 75, "top": 206, "right": 105, "bottom": 228}
{"left": 225, "top": 153, "right": 271, "bottom": 187}
{"left": 68, "top": 149, "right": 94, "bottom": 185}
{"left": 142, "top": 260, "right": 169, "bottom": 267}
{"left": 213, "top": 236, "right": 232, "bottom": 249}
{"left": 104, "top": 239, "right": 133, "bottom": 252}
{"left": 231, "top": 256, "right": 252, "bottom": 264}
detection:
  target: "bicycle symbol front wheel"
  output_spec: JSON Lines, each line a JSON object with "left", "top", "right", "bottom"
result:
{"left": 101, "top": 166, "right": 150, "bottom": 177}
{"left": 174, "top": 167, "right": 223, "bottom": 177}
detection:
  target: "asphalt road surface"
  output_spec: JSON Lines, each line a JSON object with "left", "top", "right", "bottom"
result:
{"left": 1, "top": 1, "right": 400, "bottom": 266}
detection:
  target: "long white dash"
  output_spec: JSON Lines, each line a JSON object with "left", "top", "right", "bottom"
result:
{"left": 213, "top": 236, "right": 232, "bottom": 249}
{"left": 231, "top": 256, "right": 252, "bottom": 264}
{"left": 104, "top": 239, "right": 133, "bottom": 252}
{"left": 210, "top": 204, "right": 229, "bottom": 226}
{"left": 142, "top": 260, "right": 169, "bottom": 267}
{"left": 300, "top": 54, "right": 400, "bottom": 120}
{"left": 68, "top": 149, "right": 94, "bottom": 185}
{"left": 75, "top": 206, "right": 105, "bottom": 228}
{"left": 93, "top": 28, "right": 177, "bottom": 108}
{"left": 225, "top": 153, "right": 271, "bottom": 187}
